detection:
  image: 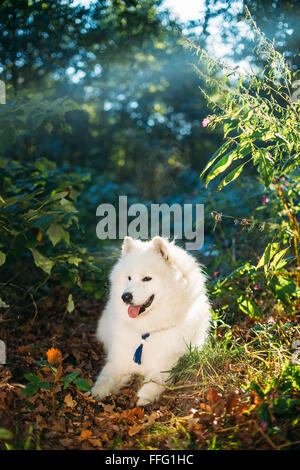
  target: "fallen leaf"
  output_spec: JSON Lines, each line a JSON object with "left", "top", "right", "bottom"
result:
{"left": 89, "top": 438, "right": 103, "bottom": 448}
{"left": 121, "top": 388, "right": 135, "bottom": 398}
{"left": 79, "top": 429, "right": 92, "bottom": 440}
{"left": 206, "top": 387, "right": 222, "bottom": 405}
{"left": 127, "top": 424, "right": 144, "bottom": 436}
{"left": 17, "top": 345, "right": 33, "bottom": 354}
{"left": 59, "top": 438, "right": 72, "bottom": 447}
{"left": 64, "top": 393, "right": 76, "bottom": 408}
{"left": 81, "top": 441, "right": 94, "bottom": 450}
{"left": 102, "top": 403, "right": 114, "bottom": 413}
{"left": 199, "top": 403, "right": 212, "bottom": 412}
{"left": 212, "top": 399, "right": 226, "bottom": 417}
{"left": 226, "top": 391, "right": 239, "bottom": 413}
{"left": 118, "top": 407, "right": 144, "bottom": 423}
{"left": 35, "top": 402, "right": 49, "bottom": 413}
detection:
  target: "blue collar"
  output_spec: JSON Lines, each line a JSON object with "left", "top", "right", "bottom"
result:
{"left": 133, "top": 333, "right": 150, "bottom": 365}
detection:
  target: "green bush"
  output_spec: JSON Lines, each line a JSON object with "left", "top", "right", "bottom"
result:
{"left": 190, "top": 8, "right": 300, "bottom": 321}
{"left": 0, "top": 157, "right": 110, "bottom": 305}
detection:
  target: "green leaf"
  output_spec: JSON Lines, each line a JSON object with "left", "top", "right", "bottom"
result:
{"left": 0, "top": 428, "right": 13, "bottom": 440}
{"left": 269, "top": 247, "right": 289, "bottom": 271}
{"left": 257, "top": 242, "right": 280, "bottom": 273}
{"left": 50, "top": 190, "right": 69, "bottom": 200}
{"left": 81, "top": 281, "right": 94, "bottom": 292}
{"left": 205, "top": 149, "right": 237, "bottom": 185}
{"left": 268, "top": 276, "right": 297, "bottom": 304}
{"left": 253, "top": 149, "right": 274, "bottom": 187}
{"left": 61, "top": 371, "right": 80, "bottom": 389}
{"left": 61, "top": 372, "right": 90, "bottom": 391}
{"left": 257, "top": 402, "right": 271, "bottom": 424}
{"left": 39, "top": 381, "right": 51, "bottom": 390}
{"left": 74, "top": 377, "right": 91, "bottom": 392}
{"left": 21, "top": 382, "right": 41, "bottom": 396}
{"left": 237, "top": 296, "right": 261, "bottom": 319}
{"left": 217, "top": 161, "right": 248, "bottom": 190}
{"left": 200, "top": 140, "right": 232, "bottom": 180}
{"left": 0, "top": 297, "right": 9, "bottom": 308}
{"left": 273, "top": 397, "right": 300, "bottom": 415}
{"left": 205, "top": 142, "right": 252, "bottom": 186}
{"left": 36, "top": 359, "right": 57, "bottom": 373}
{"left": 47, "top": 222, "right": 70, "bottom": 246}
{"left": 223, "top": 119, "right": 239, "bottom": 138}
{"left": 66, "top": 294, "right": 75, "bottom": 313}
{"left": 0, "top": 250, "right": 6, "bottom": 266}
{"left": 250, "top": 381, "right": 265, "bottom": 399}
{"left": 24, "top": 373, "right": 41, "bottom": 383}
{"left": 30, "top": 248, "right": 54, "bottom": 275}
{"left": 59, "top": 198, "right": 78, "bottom": 213}
{"left": 21, "top": 378, "right": 50, "bottom": 396}
{"left": 66, "top": 256, "right": 82, "bottom": 266}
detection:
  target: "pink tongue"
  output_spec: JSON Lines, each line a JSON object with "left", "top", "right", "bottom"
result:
{"left": 128, "top": 305, "right": 141, "bottom": 318}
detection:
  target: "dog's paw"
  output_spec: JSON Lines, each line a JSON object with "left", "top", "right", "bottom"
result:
{"left": 137, "top": 382, "right": 164, "bottom": 406}
{"left": 136, "top": 395, "right": 153, "bottom": 407}
{"left": 91, "top": 381, "right": 112, "bottom": 401}
{"left": 91, "top": 386, "right": 106, "bottom": 401}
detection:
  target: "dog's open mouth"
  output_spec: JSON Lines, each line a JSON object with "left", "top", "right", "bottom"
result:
{"left": 128, "top": 294, "right": 154, "bottom": 318}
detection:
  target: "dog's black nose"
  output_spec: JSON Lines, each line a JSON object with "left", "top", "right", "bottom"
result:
{"left": 122, "top": 292, "right": 133, "bottom": 304}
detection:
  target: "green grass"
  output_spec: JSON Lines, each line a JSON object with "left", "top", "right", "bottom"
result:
{"left": 162, "top": 316, "right": 300, "bottom": 449}
{"left": 169, "top": 320, "right": 298, "bottom": 394}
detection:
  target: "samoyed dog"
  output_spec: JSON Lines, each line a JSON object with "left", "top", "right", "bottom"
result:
{"left": 92, "top": 236, "right": 211, "bottom": 406}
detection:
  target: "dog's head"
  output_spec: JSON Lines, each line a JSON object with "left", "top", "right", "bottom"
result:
{"left": 109, "top": 236, "right": 206, "bottom": 330}
{"left": 119, "top": 236, "right": 170, "bottom": 318}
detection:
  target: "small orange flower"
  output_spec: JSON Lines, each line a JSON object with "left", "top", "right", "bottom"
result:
{"left": 46, "top": 347, "right": 62, "bottom": 366}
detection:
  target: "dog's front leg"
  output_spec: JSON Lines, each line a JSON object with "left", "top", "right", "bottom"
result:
{"left": 137, "top": 372, "right": 169, "bottom": 406}
{"left": 91, "top": 363, "right": 130, "bottom": 400}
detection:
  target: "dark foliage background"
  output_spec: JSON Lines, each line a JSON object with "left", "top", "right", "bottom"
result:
{"left": 0, "top": 0, "right": 298, "bottom": 314}
{"left": 0, "top": 0, "right": 299, "bottom": 451}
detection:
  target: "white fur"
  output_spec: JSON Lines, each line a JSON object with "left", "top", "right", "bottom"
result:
{"left": 91, "top": 236, "right": 211, "bottom": 406}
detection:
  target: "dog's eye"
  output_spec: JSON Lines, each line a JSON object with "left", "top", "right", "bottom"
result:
{"left": 142, "top": 276, "right": 152, "bottom": 282}
{"left": 128, "top": 276, "right": 131, "bottom": 281}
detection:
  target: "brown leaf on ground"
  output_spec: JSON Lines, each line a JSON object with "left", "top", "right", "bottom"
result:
{"left": 89, "top": 438, "right": 103, "bottom": 448}
{"left": 199, "top": 402, "right": 212, "bottom": 412}
{"left": 226, "top": 391, "right": 240, "bottom": 413}
{"left": 206, "top": 387, "right": 222, "bottom": 405}
{"left": 64, "top": 393, "right": 76, "bottom": 408}
{"left": 17, "top": 345, "right": 34, "bottom": 354}
{"left": 59, "top": 438, "right": 73, "bottom": 447}
{"left": 79, "top": 429, "right": 92, "bottom": 440}
{"left": 34, "top": 402, "right": 49, "bottom": 413}
{"left": 102, "top": 403, "right": 114, "bottom": 413}
{"left": 116, "top": 407, "right": 144, "bottom": 424}
{"left": 147, "top": 411, "right": 159, "bottom": 425}
{"left": 127, "top": 424, "right": 144, "bottom": 436}
{"left": 121, "top": 388, "right": 135, "bottom": 398}
{"left": 212, "top": 399, "right": 226, "bottom": 417}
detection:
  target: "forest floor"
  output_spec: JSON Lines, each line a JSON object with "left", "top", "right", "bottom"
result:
{"left": 0, "top": 285, "right": 299, "bottom": 451}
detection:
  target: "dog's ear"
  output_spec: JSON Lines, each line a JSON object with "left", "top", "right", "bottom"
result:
{"left": 152, "top": 236, "right": 169, "bottom": 261}
{"left": 122, "top": 236, "right": 135, "bottom": 256}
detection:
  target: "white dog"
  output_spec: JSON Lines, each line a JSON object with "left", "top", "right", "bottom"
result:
{"left": 92, "top": 236, "right": 211, "bottom": 406}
